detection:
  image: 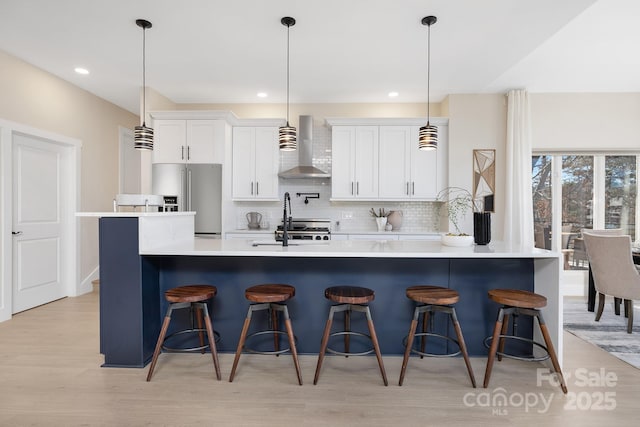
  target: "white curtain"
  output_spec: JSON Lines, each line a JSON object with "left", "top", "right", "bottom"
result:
{"left": 503, "top": 89, "right": 534, "bottom": 249}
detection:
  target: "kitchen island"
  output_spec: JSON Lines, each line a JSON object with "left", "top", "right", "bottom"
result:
{"left": 89, "top": 214, "right": 561, "bottom": 368}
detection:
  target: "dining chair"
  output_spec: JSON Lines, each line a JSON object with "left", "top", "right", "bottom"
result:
{"left": 582, "top": 232, "right": 640, "bottom": 333}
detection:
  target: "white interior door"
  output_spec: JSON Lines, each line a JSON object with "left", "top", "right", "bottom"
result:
{"left": 12, "top": 133, "right": 66, "bottom": 313}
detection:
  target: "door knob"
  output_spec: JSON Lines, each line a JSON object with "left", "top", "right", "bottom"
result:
{"left": 12, "top": 231, "right": 22, "bottom": 235}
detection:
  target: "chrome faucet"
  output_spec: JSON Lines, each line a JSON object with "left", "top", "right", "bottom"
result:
{"left": 282, "top": 192, "right": 292, "bottom": 246}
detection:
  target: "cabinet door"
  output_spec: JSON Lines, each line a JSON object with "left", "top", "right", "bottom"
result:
{"left": 232, "top": 127, "right": 256, "bottom": 199}
{"left": 353, "top": 126, "right": 379, "bottom": 198}
{"left": 152, "top": 120, "right": 187, "bottom": 163}
{"left": 378, "top": 126, "right": 411, "bottom": 199}
{"left": 253, "top": 127, "right": 279, "bottom": 199}
{"left": 410, "top": 126, "right": 439, "bottom": 198}
{"left": 186, "top": 120, "right": 221, "bottom": 163}
{"left": 331, "top": 127, "right": 356, "bottom": 199}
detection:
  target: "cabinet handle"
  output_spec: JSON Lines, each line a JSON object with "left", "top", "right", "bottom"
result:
{"left": 412, "top": 182, "right": 415, "bottom": 195}
{"left": 351, "top": 182, "right": 354, "bottom": 195}
{"left": 357, "top": 182, "right": 359, "bottom": 195}
{"left": 187, "top": 146, "right": 191, "bottom": 160}
{"left": 251, "top": 182, "right": 254, "bottom": 195}
{"left": 181, "top": 146, "right": 185, "bottom": 160}
{"left": 256, "top": 182, "right": 259, "bottom": 195}
{"left": 406, "top": 182, "right": 409, "bottom": 195}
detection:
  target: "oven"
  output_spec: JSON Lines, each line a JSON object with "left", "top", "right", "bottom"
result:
{"left": 274, "top": 218, "right": 331, "bottom": 241}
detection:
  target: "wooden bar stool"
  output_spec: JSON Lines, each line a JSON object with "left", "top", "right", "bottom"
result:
{"left": 229, "top": 284, "right": 302, "bottom": 385}
{"left": 483, "top": 289, "right": 567, "bottom": 393}
{"left": 146, "top": 285, "right": 221, "bottom": 381}
{"left": 398, "top": 286, "right": 476, "bottom": 387}
{"left": 313, "top": 286, "right": 388, "bottom": 386}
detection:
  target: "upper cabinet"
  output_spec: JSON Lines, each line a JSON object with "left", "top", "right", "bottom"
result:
{"left": 232, "top": 127, "right": 279, "bottom": 201}
{"left": 378, "top": 125, "right": 446, "bottom": 200}
{"left": 331, "top": 126, "right": 379, "bottom": 199}
{"left": 152, "top": 119, "right": 224, "bottom": 164}
{"left": 327, "top": 118, "right": 448, "bottom": 201}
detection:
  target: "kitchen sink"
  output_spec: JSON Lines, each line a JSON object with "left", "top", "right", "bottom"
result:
{"left": 251, "top": 239, "right": 329, "bottom": 247}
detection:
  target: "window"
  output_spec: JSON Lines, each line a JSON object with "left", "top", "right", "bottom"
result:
{"left": 532, "top": 153, "right": 639, "bottom": 272}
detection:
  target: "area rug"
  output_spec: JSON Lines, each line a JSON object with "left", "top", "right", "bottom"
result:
{"left": 563, "top": 299, "right": 640, "bottom": 369}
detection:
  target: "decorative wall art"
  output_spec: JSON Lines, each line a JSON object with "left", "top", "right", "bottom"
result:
{"left": 473, "top": 149, "right": 495, "bottom": 212}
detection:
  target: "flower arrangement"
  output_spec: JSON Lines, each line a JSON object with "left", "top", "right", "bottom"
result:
{"left": 437, "top": 187, "right": 481, "bottom": 236}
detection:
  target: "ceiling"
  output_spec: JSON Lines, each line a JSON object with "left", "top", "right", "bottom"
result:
{"left": 1, "top": 0, "right": 639, "bottom": 115}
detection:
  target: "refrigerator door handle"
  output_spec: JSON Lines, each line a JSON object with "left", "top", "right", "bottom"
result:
{"left": 187, "top": 169, "right": 192, "bottom": 211}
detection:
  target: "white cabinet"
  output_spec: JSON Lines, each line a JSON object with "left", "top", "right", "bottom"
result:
{"left": 327, "top": 118, "right": 448, "bottom": 201}
{"left": 152, "top": 119, "right": 224, "bottom": 164}
{"left": 378, "top": 126, "right": 441, "bottom": 200}
{"left": 331, "top": 126, "right": 379, "bottom": 199}
{"left": 232, "top": 127, "right": 279, "bottom": 200}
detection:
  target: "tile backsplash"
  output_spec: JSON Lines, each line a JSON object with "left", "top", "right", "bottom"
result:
{"left": 232, "top": 121, "right": 442, "bottom": 233}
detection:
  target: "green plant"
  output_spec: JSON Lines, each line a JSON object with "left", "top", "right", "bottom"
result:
{"left": 437, "top": 187, "right": 480, "bottom": 235}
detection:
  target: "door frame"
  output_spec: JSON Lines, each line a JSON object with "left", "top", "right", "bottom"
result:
{"left": 0, "top": 119, "right": 81, "bottom": 322}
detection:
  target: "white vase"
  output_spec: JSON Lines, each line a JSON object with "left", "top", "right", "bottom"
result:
{"left": 375, "top": 217, "right": 387, "bottom": 232}
{"left": 387, "top": 210, "right": 403, "bottom": 230}
{"left": 441, "top": 234, "right": 474, "bottom": 247}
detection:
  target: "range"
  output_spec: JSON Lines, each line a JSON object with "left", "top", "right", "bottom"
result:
{"left": 275, "top": 218, "right": 331, "bottom": 241}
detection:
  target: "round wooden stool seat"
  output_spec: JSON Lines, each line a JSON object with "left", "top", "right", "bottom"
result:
{"left": 245, "top": 284, "right": 295, "bottom": 303}
{"left": 165, "top": 285, "right": 217, "bottom": 303}
{"left": 324, "top": 286, "right": 375, "bottom": 304}
{"left": 406, "top": 285, "right": 459, "bottom": 305}
{"left": 488, "top": 289, "right": 546, "bottom": 309}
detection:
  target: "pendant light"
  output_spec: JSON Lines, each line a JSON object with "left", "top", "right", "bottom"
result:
{"left": 418, "top": 15, "right": 438, "bottom": 151}
{"left": 279, "top": 16, "right": 297, "bottom": 151}
{"left": 134, "top": 19, "right": 154, "bottom": 150}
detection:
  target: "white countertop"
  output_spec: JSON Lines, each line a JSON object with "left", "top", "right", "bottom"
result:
{"left": 76, "top": 211, "right": 196, "bottom": 217}
{"left": 141, "top": 237, "right": 559, "bottom": 259}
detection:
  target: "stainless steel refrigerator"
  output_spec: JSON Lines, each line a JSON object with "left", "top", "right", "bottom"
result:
{"left": 152, "top": 163, "right": 222, "bottom": 236}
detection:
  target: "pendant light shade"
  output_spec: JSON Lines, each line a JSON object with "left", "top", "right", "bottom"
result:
{"left": 134, "top": 19, "right": 153, "bottom": 150}
{"left": 279, "top": 16, "right": 297, "bottom": 151}
{"left": 418, "top": 15, "right": 437, "bottom": 151}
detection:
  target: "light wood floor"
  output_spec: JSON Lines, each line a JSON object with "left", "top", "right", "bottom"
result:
{"left": 1, "top": 289, "right": 639, "bottom": 426}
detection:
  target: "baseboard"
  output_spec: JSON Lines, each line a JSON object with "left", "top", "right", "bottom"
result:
{"left": 77, "top": 266, "right": 99, "bottom": 296}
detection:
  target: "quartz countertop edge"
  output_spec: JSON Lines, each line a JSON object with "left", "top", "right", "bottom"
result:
{"left": 141, "top": 238, "right": 560, "bottom": 259}
{"left": 76, "top": 212, "right": 196, "bottom": 217}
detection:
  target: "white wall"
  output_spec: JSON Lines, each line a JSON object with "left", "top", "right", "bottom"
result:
{"left": 531, "top": 93, "right": 640, "bottom": 151}
{"left": 0, "top": 49, "right": 138, "bottom": 291}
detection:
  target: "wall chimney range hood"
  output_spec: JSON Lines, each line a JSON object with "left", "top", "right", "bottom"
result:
{"left": 278, "top": 115, "right": 330, "bottom": 179}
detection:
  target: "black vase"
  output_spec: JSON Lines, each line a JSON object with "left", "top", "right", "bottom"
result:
{"left": 473, "top": 212, "right": 491, "bottom": 245}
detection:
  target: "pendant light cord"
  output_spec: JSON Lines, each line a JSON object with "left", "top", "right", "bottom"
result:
{"left": 286, "top": 23, "right": 291, "bottom": 125}
{"left": 142, "top": 25, "right": 147, "bottom": 127}
{"left": 427, "top": 22, "right": 431, "bottom": 124}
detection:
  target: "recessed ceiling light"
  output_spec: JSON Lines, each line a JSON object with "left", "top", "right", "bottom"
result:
{"left": 74, "top": 67, "right": 89, "bottom": 75}
{"left": 388, "top": 91, "right": 399, "bottom": 98}
{"left": 257, "top": 92, "right": 268, "bottom": 98}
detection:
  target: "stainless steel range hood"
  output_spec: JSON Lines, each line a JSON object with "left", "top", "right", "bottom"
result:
{"left": 278, "top": 115, "right": 330, "bottom": 179}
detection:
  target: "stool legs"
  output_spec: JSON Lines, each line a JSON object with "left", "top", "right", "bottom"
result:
{"left": 483, "top": 307, "right": 506, "bottom": 389}
{"left": 314, "top": 304, "right": 388, "bottom": 386}
{"left": 201, "top": 303, "right": 222, "bottom": 380}
{"left": 450, "top": 309, "right": 476, "bottom": 388}
{"left": 537, "top": 312, "right": 568, "bottom": 394}
{"left": 147, "top": 302, "right": 221, "bottom": 382}
{"left": 399, "top": 305, "right": 475, "bottom": 387}
{"left": 483, "top": 307, "right": 567, "bottom": 394}
{"left": 229, "top": 303, "right": 302, "bottom": 385}
{"left": 313, "top": 308, "right": 334, "bottom": 385}
{"left": 228, "top": 310, "right": 253, "bottom": 382}
{"left": 146, "top": 305, "right": 174, "bottom": 381}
